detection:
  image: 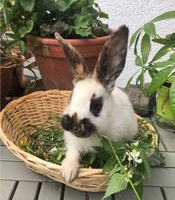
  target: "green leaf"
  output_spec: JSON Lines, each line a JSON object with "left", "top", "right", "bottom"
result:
{"left": 135, "top": 55, "right": 143, "bottom": 66}
{"left": 129, "top": 27, "right": 142, "bottom": 47}
{"left": 151, "top": 10, "right": 175, "bottom": 23}
{"left": 20, "top": 0, "right": 36, "bottom": 12}
{"left": 169, "top": 79, "right": 175, "bottom": 116}
{"left": 18, "top": 20, "right": 34, "bottom": 38}
{"left": 170, "top": 53, "right": 175, "bottom": 61}
{"left": 103, "top": 173, "right": 128, "bottom": 199}
{"left": 139, "top": 149, "right": 151, "bottom": 178}
{"left": 134, "top": 181, "right": 143, "bottom": 199}
{"left": 153, "top": 59, "right": 174, "bottom": 68}
{"left": 141, "top": 33, "right": 151, "bottom": 64}
{"left": 19, "top": 40, "right": 26, "bottom": 54}
{"left": 132, "top": 173, "right": 144, "bottom": 199}
{"left": 152, "top": 38, "right": 170, "bottom": 45}
{"left": 103, "top": 157, "right": 116, "bottom": 172}
{"left": 99, "top": 11, "right": 108, "bottom": 19}
{"left": 56, "top": 0, "right": 76, "bottom": 12}
{"left": 125, "top": 69, "right": 141, "bottom": 88}
{"left": 152, "top": 46, "right": 171, "bottom": 62}
{"left": 101, "top": 137, "right": 113, "bottom": 154}
{"left": 4, "top": 39, "right": 20, "bottom": 50}
{"left": 144, "top": 22, "right": 156, "bottom": 38}
{"left": 136, "top": 69, "right": 147, "bottom": 96}
{"left": 148, "top": 67, "right": 174, "bottom": 96}
{"left": 2, "top": 0, "right": 8, "bottom": 25}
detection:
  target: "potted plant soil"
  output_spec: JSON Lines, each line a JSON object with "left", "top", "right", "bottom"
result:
{"left": 4, "top": 0, "right": 111, "bottom": 89}
{"left": 128, "top": 10, "right": 175, "bottom": 130}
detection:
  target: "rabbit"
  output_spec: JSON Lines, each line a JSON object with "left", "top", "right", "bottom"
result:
{"left": 55, "top": 25, "right": 138, "bottom": 183}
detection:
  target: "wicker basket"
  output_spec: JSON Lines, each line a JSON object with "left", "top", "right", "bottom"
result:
{"left": 0, "top": 90, "right": 158, "bottom": 192}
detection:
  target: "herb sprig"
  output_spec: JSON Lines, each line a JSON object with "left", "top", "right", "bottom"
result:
{"left": 19, "top": 119, "right": 164, "bottom": 200}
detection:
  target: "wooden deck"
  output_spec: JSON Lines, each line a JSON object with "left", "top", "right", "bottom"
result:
{"left": 0, "top": 121, "right": 175, "bottom": 200}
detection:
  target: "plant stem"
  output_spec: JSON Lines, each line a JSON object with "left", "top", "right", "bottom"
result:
{"left": 106, "top": 137, "right": 141, "bottom": 200}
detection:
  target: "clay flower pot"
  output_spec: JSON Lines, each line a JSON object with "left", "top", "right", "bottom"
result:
{"left": 26, "top": 34, "right": 111, "bottom": 90}
{"left": 0, "top": 61, "right": 16, "bottom": 109}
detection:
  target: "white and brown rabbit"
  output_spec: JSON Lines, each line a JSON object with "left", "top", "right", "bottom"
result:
{"left": 55, "top": 25, "right": 138, "bottom": 182}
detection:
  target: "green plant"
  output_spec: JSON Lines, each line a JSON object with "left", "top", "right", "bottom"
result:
{"left": 128, "top": 11, "right": 175, "bottom": 115}
{"left": 20, "top": 118, "right": 164, "bottom": 200}
{"left": 1, "top": 0, "right": 110, "bottom": 52}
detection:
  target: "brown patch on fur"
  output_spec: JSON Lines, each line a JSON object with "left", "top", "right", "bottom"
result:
{"left": 55, "top": 32, "right": 89, "bottom": 82}
{"left": 73, "top": 63, "right": 89, "bottom": 81}
{"left": 72, "top": 112, "right": 81, "bottom": 124}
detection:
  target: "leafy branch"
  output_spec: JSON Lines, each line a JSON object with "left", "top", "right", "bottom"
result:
{"left": 128, "top": 10, "right": 175, "bottom": 97}
{"left": 103, "top": 136, "right": 141, "bottom": 200}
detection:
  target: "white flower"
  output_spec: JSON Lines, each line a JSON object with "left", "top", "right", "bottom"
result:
{"left": 49, "top": 147, "right": 58, "bottom": 155}
{"left": 125, "top": 170, "right": 134, "bottom": 182}
{"left": 133, "top": 141, "right": 139, "bottom": 146}
{"left": 126, "top": 149, "right": 142, "bottom": 164}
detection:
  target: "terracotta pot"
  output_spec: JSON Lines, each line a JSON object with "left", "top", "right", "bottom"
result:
{"left": 0, "top": 63, "right": 16, "bottom": 109}
{"left": 26, "top": 34, "right": 111, "bottom": 90}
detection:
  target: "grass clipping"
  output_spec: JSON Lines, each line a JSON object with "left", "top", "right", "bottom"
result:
{"left": 19, "top": 118, "right": 164, "bottom": 200}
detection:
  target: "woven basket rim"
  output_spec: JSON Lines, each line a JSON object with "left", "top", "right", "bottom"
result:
{"left": 0, "top": 89, "right": 158, "bottom": 192}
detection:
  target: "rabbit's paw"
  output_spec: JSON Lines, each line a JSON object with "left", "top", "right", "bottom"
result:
{"left": 61, "top": 158, "right": 79, "bottom": 183}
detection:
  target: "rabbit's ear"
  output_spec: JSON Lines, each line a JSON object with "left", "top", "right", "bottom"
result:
{"left": 93, "top": 25, "right": 129, "bottom": 92}
{"left": 55, "top": 33, "right": 89, "bottom": 82}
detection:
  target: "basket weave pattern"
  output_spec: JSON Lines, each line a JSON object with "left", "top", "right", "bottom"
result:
{"left": 0, "top": 90, "right": 157, "bottom": 192}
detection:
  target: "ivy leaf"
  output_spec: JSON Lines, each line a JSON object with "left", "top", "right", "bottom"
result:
{"left": 103, "top": 173, "right": 128, "bottom": 199}
{"left": 170, "top": 79, "right": 175, "bottom": 116}
{"left": 20, "top": 0, "right": 36, "bottom": 12}
{"left": 56, "top": 0, "right": 76, "bottom": 12}
{"left": 144, "top": 22, "right": 156, "bottom": 38}
{"left": 151, "top": 10, "right": 175, "bottom": 23}
{"left": 18, "top": 20, "right": 34, "bottom": 38}
{"left": 141, "top": 33, "right": 151, "bottom": 64}
{"left": 129, "top": 27, "right": 142, "bottom": 48}
{"left": 148, "top": 67, "right": 174, "bottom": 96}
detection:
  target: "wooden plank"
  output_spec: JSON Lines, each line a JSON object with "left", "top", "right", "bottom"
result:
{"left": 38, "top": 182, "right": 62, "bottom": 200}
{"left": 0, "top": 180, "right": 16, "bottom": 200}
{"left": 0, "top": 146, "right": 20, "bottom": 161}
{"left": 114, "top": 187, "right": 164, "bottom": 200}
{"left": 64, "top": 186, "right": 85, "bottom": 200}
{"left": 0, "top": 161, "right": 51, "bottom": 182}
{"left": 155, "top": 124, "right": 175, "bottom": 151}
{"left": 12, "top": 181, "right": 38, "bottom": 200}
{"left": 143, "top": 187, "right": 164, "bottom": 200}
{"left": 163, "top": 188, "right": 175, "bottom": 200}
{"left": 159, "top": 141, "right": 165, "bottom": 151}
{"left": 89, "top": 192, "right": 111, "bottom": 200}
{"left": 162, "top": 152, "right": 175, "bottom": 167}
{"left": 145, "top": 168, "right": 175, "bottom": 187}
{"left": 0, "top": 139, "right": 4, "bottom": 146}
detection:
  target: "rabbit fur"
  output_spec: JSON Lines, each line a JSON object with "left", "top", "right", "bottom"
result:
{"left": 55, "top": 25, "right": 138, "bottom": 182}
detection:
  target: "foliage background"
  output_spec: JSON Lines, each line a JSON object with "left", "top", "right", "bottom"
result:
{"left": 96, "top": 0, "right": 175, "bottom": 87}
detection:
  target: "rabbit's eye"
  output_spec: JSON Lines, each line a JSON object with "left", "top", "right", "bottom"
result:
{"left": 90, "top": 96, "right": 103, "bottom": 117}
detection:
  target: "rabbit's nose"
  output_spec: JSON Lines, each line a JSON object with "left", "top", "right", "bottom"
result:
{"left": 61, "top": 114, "right": 73, "bottom": 131}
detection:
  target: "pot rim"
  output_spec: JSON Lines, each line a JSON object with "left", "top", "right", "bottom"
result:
{"left": 26, "top": 30, "right": 114, "bottom": 46}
